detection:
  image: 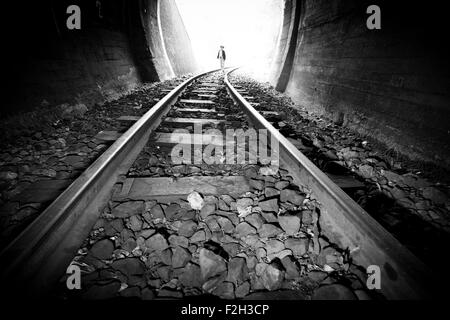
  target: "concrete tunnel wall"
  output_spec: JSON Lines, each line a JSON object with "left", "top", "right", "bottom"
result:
{"left": 0, "top": 0, "right": 197, "bottom": 118}
{"left": 159, "top": 0, "right": 197, "bottom": 76}
{"left": 271, "top": 0, "right": 450, "bottom": 170}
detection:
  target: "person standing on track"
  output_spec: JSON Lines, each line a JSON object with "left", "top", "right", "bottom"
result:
{"left": 217, "top": 45, "right": 226, "bottom": 70}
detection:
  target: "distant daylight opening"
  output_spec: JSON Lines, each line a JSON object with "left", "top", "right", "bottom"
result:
{"left": 176, "top": 0, "right": 283, "bottom": 80}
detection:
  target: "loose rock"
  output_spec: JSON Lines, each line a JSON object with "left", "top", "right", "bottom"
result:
{"left": 259, "top": 166, "right": 279, "bottom": 176}
{"left": 212, "top": 282, "right": 235, "bottom": 299}
{"left": 245, "top": 213, "right": 265, "bottom": 229}
{"left": 249, "top": 179, "right": 264, "bottom": 190}
{"left": 164, "top": 203, "right": 181, "bottom": 220}
{"left": 265, "top": 187, "right": 280, "bottom": 198}
{"left": 160, "top": 249, "right": 173, "bottom": 266}
{"left": 261, "top": 264, "right": 284, "bottom": 291}
{"left": 280, "top": 189, "right": 305, "bottom": 205}
{"left": 235, "top": 222, "right": 257, "bottom": 238}
{"left": 265, "top": 239, "right": 285, "bottom": 255}
{"left": 111, "top": 258, "right": 145, "bottom": 278}
{"left": 200, "top": 203, "right": 216, "bottom": 219}
{"left": 178, "top": 263, "right": 203, "bottom": 288}
{"left": 281, "top": 256, "right": 301, "bottom": 279}
{"left": 199, "top": 248, "right": 227, "bottom": 280}
{"left": 236, "top": 198, "right": 253, "bottom": 216}
{"left": 178, "top": 220, "right": 197, "bottom": 237}
{"left": 172, "top": 246, "right": 192, "bottom": 268}
{"left": 217, "top": 216, "right": 234, "bottom": 234}
{"left": 285, "top": 238, "right": 308, "bottom": 256}
{"left": 90, "top": 239, "right": 114, "bottom": 260}
{"left": 168, "top": 235, "right": 189, "bottom": 248}
{"left": 112, "top": 201, "right": 144, "bottom": 218}
{"left": 145, "top": 234, "right": 169, "bottom": 252}
{"left": 227, "top": 257, "right": 248, "bottom": 285}
{"left": 187, "top": 191, "right": 205, "bottom": 210}
{"left": 190, "top": 230, "right": 207, "bottom": 243}
{"left": 150, "top": 204, "right": 165, "bottom": 219}
{"left": 128, "top": 215, "right": 143, "bottom": 231}
{"left": 259, "top": 224, "right": 283, "bottom": 238}
{"left": 259, "top": 199, "right": 279, "bottom": 213}
{"left": 235, "top": 282, "right": 250, "bottom": 298}
{"left": 278, "top": 214, "right": 301, "bottom": 235}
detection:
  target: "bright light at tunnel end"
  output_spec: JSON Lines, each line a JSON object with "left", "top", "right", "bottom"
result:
{"left": 176, "top": 0, "right": 283, "bottom": 80}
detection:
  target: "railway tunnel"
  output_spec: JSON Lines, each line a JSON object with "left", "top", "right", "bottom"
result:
{"left": 0, "top": 0, "right": 449, "bottom": 303}
{"left": 2, "top": 0, "right": 449, "bottom": 168}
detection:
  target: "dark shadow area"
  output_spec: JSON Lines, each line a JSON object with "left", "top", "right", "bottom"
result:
{"left": 351, "top": 189, "right": 450, "bottom": 273}
{"left": 0, "top": 0, "right": 172, "bottom": 117}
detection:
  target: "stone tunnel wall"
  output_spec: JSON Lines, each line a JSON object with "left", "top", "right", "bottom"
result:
{"left": 271, "top": 0, "right": 450, "bottom": 169}
{"left": 0, "top": 0, "right": 196, "bottom": 118}
{"left": 159, "top": 0, "right": 198, "bottom": 76}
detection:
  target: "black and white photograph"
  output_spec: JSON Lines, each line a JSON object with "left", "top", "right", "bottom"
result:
{"left": 0, "top": 0, "right": 449, "bottom": 311}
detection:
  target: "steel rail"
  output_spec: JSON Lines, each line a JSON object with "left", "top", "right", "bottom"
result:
{"left": 224, "top": 67, "right": 434, "bottom": 300}
{"left": 0, "top": 68, "right": 222, "bottom": 297}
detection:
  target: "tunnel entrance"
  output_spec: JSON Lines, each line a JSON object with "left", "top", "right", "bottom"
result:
{"left": 175, "top": 0, "right": 283, "bottom": 80}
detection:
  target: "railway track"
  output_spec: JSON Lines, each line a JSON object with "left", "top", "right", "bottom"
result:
{"left": 0, "top": 69, "right": 435, "bottom": 300}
